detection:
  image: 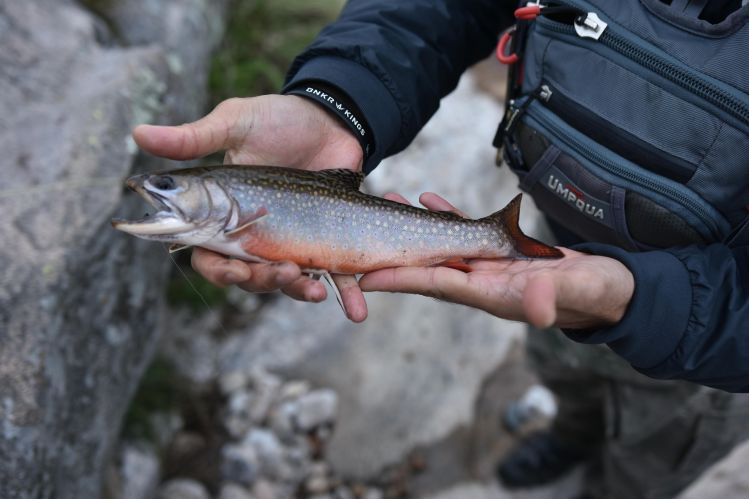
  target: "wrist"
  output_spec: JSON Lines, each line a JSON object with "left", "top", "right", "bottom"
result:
{"left": 284, "top": 81, "right": 373, "bottom": 162}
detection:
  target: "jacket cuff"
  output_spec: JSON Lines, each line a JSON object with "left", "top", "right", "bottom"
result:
{"left": 564, "top": 243, "right": 693, "bottom": 370}
{"left": 283, "top": 56, "right": 401, "bottom": 174}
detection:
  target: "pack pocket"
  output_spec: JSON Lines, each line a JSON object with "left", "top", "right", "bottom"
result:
{"left": 513, "top": 101, "right": 731, "bottom": 250}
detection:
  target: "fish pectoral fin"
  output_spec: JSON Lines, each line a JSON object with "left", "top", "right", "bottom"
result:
{"left": 224, "top": 208, "right": 269, "bottom": 236}
{"left": 438, "top": 258, "right": 474, "bottom": 273}
{"left": 169, "top": 243, "right": 191, "bottom": 254}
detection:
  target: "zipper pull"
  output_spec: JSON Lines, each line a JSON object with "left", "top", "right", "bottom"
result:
{"left": 504, "top": 85, "right": 551, "bottom": 135}
{"left": 573, "top": 12, "right": 607, "bottom": 39}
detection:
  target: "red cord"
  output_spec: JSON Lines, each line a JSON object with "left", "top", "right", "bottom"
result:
{"left": 496, "top": 29, "right": 518, "bottom": 64}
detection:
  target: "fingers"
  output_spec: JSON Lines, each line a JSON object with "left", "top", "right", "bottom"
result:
{"left": 359, "top": 266, "right": 467, "bottom": 301}
{"left": 133, "top": 98, "right": 248, "bottom": 160}
{"left": 383, "top": 192, "right": 412, "bottom": 205}
{"left": 191, "top": 247, "right": 252, "bottom": 286}
{"left": 332, "top": 274, "right": 368, "bottom": 323}
{"left": 418, "top": 192, "right": 468, "bottom": 217}
{"left": 522, "top": 273, "right": 558, "bottom": 329}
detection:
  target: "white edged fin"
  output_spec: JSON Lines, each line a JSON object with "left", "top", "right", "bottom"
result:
{"left": 169, "top": 243, "right": 191, "bottom": 254}
{"left": 224, "top": 213, "right": 269, "bottom": 236}
{"left": 321, "top": 271, "right": 345, "bottom": 313}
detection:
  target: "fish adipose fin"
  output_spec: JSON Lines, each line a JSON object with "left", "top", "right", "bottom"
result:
{"left": 317, "top": 169, "right": 364, "bottom": 190}
{"left": 483, "top": 194, "right": 564, "bottom": 259}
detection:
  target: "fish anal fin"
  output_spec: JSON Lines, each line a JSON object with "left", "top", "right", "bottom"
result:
{"left": 483, "top": 194, "right": 564, "bottom": 259}
{"left": 439, "top": 258, "right": 473, "bottom": 273}
{"left": 317, "top": 169, "right": 364, "bottom": 190}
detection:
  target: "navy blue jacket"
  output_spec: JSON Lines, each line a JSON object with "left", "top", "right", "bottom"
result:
{"left": 283, "top": 0, "right": 749, "bottom": 392}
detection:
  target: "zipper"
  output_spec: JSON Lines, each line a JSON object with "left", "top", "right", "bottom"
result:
{"left": 535, "top": 4, "right": 749, "bottom": 128}
{"left": 493, "top": 85, "right": 552, "bottom": 148}
{"left": 523, "top": 100, "right": 723, "bottom": 239}
{"left": 541, "top": 82, "right": 696, "bottom": 183}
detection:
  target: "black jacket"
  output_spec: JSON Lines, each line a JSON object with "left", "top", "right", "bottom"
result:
{"left": 283, "top": 0, "right": 749, "bottom": 392}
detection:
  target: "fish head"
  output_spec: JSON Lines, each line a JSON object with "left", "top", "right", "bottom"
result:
{"left": 112, "top": 170, "right": 234, "bottom": 245}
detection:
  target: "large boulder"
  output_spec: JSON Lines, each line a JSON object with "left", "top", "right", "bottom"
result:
{"left": 0, "top": 0, "right": 226, "bottom": 497}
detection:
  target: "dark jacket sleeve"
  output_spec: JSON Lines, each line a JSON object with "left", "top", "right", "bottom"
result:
{"left": 283, "top": 0, "right": 516, "bottom": 173}
{"left": 568, "top": 242, "right": 749, "bottom": 392}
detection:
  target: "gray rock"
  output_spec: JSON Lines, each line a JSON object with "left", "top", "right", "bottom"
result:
{"left": 158, "top": 478, "right": 210, "bottom": 499}
{"left": 219, "top": 483, "right": 256, "bottom": 499}
{"left": 678, "top": 439, "right": 749, "bottom": 499}
{"left": 221, "top": 443, "right": 260, "bottom": 486}
{"left": 221, "top": 371, "right": 249, "bottom": 395}
{"left": 295, "top": 390, "right": 338, "bottom": 432}
{"left": 119, "top": 445, "right": 161, "bottom": 499}
{"left": 268, "top": 400, "right": 300, "bottom": 443}
{"left": 244, "top": 429, "right": 285, "bottom": 479}
{"left": 224, "top": 390, "right": 255, "bottom": 439}
{"left": 0, "top": 0, "right": 227, "bottom": 496}
{"left": 248, "top": 369, "right": 282, "bottom": 424}
{"left": 252, "top": 479, "right": 280, "bottom": 499}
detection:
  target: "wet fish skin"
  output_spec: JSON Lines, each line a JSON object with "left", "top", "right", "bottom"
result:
{"left": 112, "top": 165, "right": 562, "bottom": 273}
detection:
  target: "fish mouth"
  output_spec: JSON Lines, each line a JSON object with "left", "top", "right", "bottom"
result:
{"left": 111, "top": 177, "right": 190, "bottom": 236}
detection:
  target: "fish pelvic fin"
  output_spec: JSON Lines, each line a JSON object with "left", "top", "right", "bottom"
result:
{"left": 439, "top": 258, "right": 474, "bottom": 273}
{"left": 483, "top": 194, "right": 563, "bottom": 259}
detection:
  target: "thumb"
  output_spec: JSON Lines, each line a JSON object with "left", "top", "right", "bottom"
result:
{"left": 133, "top": 98, "right": 247, "bottom": 160}
{"left": 523, "top": 273, "right": 558, "bottom": 329}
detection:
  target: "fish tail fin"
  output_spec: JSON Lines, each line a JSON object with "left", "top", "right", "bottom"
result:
{"left": 483, "top": 194, "right": 563, "bottom": 259}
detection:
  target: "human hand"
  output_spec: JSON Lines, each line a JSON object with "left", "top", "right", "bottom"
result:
{"left": 358, "top": 192, "right": 635, "bottom": 330}
{"left": 133, "top": 95, "right": 368, "bottom": 321}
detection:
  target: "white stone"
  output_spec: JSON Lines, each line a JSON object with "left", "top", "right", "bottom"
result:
{"left": 120, "top": 445, "right": 160, "bottom": 499}
{"left": 158, "top": 478, "right": 210, "bottom": 499}
{"left": 295, "top": 389, "right": 338, "bottom": 431}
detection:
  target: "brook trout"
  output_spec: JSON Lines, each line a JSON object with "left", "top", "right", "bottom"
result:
{"left": 112, "top": 165, "right": 562, "bottom": 275}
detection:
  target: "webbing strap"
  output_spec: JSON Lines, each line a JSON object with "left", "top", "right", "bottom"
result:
{"left": 670, "top": 0, "right": 711, "bottom": 17}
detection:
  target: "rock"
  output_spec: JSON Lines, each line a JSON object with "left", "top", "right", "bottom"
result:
{"left": 279, "top": 380, "right": 311, "bottom": 401}
{"left": 158, "top": 478, "right": 210, "bottom": 499}
{"left": 0, "top": 0, "right": 227, "bottom": 496}
{"left": 305, "top": 474, "right": 332, "bottom": 495}
{"left": 221, "top": 443, "right": 260, "bottom": 486}
{"left": 248, "top": 368, "right": 282, "bottom": 424}
{"left": 678, "top": 439, "right": 749, "bottom": 499}
{"left": 219, "top": 483, "right": 256, "bottom": 499}
{"left": 252, "top": 479, "right": 280, "bottom": 499}
{"left": 269, "top": 400, "right": 301, "bottom": 443}
{"left": 244, "top": 429, "right": 285, "bottom": 479}
{"left": 295, "top": 390, "right": 338, "bottom": 432}
{"left": 224, "top": 390, "right": 255, "bottom": 439}
{"left": 221, "top": 371, "right": 249, "bottom": 395}
{"left": 119, "top": 445, "right": 161, "bottom": 499}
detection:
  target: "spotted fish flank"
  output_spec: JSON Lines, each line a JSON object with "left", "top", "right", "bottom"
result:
{"left": 112, "top": 164, "right": 562, "bottom": 275}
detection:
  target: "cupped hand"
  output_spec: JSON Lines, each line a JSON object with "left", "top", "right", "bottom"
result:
{"left": 133, "top": 95, "right": 368, "bottom": 322}
{"left": 359, "top": 192, "right": 635, "bottom": 330}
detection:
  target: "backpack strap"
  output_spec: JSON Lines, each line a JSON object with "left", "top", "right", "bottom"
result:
{"left": 670, "top": 0, "right": 710, "bottom": 17}
{"left": 726, "top": 214, "right": 749, "bottom": 248}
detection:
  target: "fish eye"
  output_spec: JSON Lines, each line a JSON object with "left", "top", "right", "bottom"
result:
{"left": 152, "top": 176, "right": 176, "bottom": 191}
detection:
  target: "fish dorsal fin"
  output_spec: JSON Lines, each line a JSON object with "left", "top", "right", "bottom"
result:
{"left": 316, "top": 169, "right": 364, "bottom": 190}
{"left": 481, "top": 194, "right": 563, "bottom": 259}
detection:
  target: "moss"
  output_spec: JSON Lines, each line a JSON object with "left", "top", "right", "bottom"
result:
{"left": 209, "top": 0, "right": 344, "bottom": 103}
{"left": 121, "top": 357, "right": 184, "bottom": 442}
